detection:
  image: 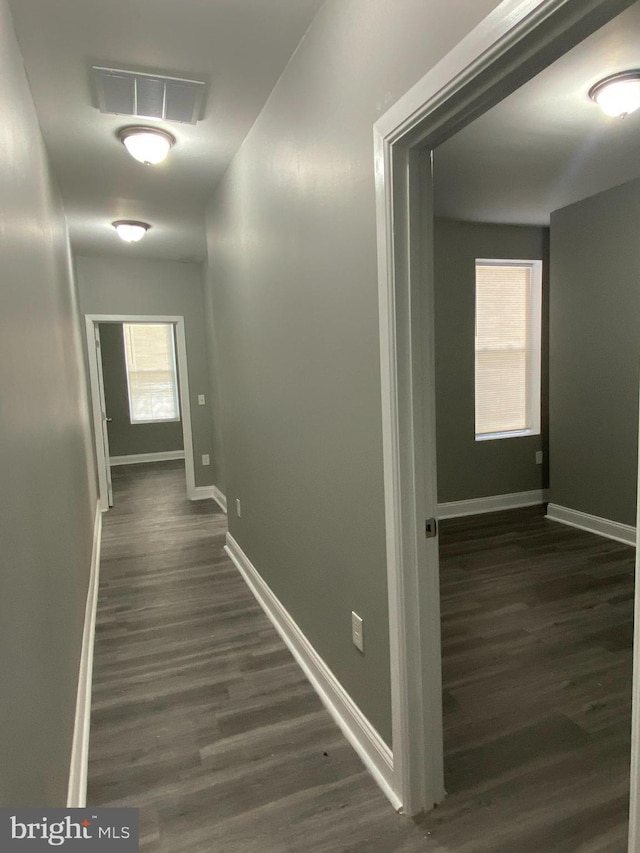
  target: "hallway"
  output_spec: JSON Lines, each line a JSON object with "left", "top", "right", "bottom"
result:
{"left": 87, "top": 462, "right": 431, "bottom": 852}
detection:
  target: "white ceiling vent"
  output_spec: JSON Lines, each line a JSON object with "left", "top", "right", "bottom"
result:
{"left": 93, "top": 67, "right": 205, "bottom": 124}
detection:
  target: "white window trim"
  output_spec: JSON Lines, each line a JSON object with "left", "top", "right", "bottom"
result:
{"left": 474, "top": 258, "right": 543, "bottom": 442}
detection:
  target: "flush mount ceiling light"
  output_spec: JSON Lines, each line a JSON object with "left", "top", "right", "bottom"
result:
{"left": 112, "top": 220, "right": 151, "bottom": 243}
{"left": 117, "top": 126, "right": 175, "bottom": 165}
{"left": 589, "top": 71, "right": 640, "bottom": 118}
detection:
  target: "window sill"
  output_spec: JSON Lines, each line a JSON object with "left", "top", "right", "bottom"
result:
{"left": 475, "top": 428, "right": 539, "bottom": 442}
{"left": 130, "top": 418, "right": 181, "bottom": 425}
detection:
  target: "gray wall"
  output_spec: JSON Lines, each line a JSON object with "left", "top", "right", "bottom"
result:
{"left": 205, "top": 0, "right": 502, "bottom": 745}
{"left": 76, "top": 255, "right": 219, "bottom": 489}
{"left": 99, "top": 323, "right": 184, "bottom": 458}
{"left": 549, "top": 178, "right": 640, "bottom": 526}
{"left": 0, "top": 0, "right": 97, "bottom": 805}
{"left": 434, "top": 219, "right": 549, "bottom": 503}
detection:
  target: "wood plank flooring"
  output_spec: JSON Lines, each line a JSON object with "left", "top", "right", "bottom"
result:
{"left": 87, "top": 462, "right": 434, "bottom": 851}
{"left": 427, "top": 507, "right": 633, "bottom": 852}
{"left": 88, "top": 466, "right": 634, "bottom": 851}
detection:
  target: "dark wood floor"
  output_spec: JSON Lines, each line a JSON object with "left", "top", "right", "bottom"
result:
{"left": 425, "top": 507, "right": 633, "bottom": 852}
{"left": 88, "top": 464, "right": 634, "bottom": 852}
{"left": 87, "top": 462, "right": 435, "bottom": 851}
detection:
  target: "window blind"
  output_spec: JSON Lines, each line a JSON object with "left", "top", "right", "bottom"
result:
{"left": 475, "top": 263, "right": 533, "bottom": 437}
{"left": 123, "top": 323, "right": 180, "bottom": 423}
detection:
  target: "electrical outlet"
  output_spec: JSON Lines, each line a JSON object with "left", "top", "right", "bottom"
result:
{"left": 235, "top": 498, "right": 241, "bottom": 518}
{"left": 351, "top": 611, "right": 364, "bottom": 653}
{"left": 536, "top": 450, "right": 544, "bottom": 465}
{"left": 202, "top": 454, "right": 210, "bottom": 466}
{"left": 198, "top": 394, "right": 206, "bottom": 406}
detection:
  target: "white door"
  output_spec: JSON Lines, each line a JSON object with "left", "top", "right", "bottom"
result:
{"left": 93, "top": 325, "right": 113, "bottom": 507}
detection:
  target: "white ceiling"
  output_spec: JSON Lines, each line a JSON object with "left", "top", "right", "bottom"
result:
{"left": 10, "top": 1, "right": 640, "bottom": 255}
{"left": 434, "top": 0, "right": 640, "bottom": 225}
{"left": 8, "top": 0, "right": 325, "bottom": 262}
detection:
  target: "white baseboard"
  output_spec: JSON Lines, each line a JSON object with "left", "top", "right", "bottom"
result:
{"left": 211, "top": 486, "right": 227, "bottom": 513}
{"left": 190, "top": 485, "right": 212, "bottom": 501}
{"left": 109, "top": 450, "right": 185, "bottom": 466}
{"left": 546, "top": 503, "right": 636, "bottom": 547}
{"left": 438, "top": 489, "right": 546, "bottom": 519}
{"left": 67, "top": 501, "right": 102, "bottom": 807}
{"left": 189, "top": 485, "right": 227, "bottom": 513}
{"left": 224, "top": 534, "right": 400, "bottom": 811}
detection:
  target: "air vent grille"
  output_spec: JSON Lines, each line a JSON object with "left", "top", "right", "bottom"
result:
{"left": 93, "top": 67, "right": 205, "bottom": 124}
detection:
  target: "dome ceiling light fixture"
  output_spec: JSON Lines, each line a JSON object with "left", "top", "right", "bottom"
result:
{"left": 117, "top": 126, "right": 176, "bottom": 165}
{"left": 589, "top": 71, "right": 640, "bottom": 118}
{"left": 112, "top": 220, "right": 151, "bottom": 243}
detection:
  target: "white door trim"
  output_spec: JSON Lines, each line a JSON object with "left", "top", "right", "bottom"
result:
{"left": 374, "top": 0, "right": 638, "bottom": 822}
{"left": 84, "top": 314, "right": 198, "bottom": 505}
{"left": 85, "top": 320, "right": 111, "bottom": 512}
{"left": 67, "top": 500, "right": 102, "bottom": 807}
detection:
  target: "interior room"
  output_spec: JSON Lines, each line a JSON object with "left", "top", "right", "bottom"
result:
{"left": 98, "top": 322, "right": 185, "bottom": 465}
{"left": 430, "top": 1, "right": 640, "bottom": 843}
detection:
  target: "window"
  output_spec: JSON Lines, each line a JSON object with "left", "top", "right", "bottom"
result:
{"left": 474, "top": 259, "right": 542, "bottom": 441}
{"left": 123, "top": 323, "right": 180, "bottom": 423}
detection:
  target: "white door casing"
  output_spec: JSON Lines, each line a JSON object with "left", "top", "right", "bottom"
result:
{"left": 87, "top": 322, "right": 112, "bottom": 510}
{"left": 94, "top": 327, "right": 113, "bottom": 507}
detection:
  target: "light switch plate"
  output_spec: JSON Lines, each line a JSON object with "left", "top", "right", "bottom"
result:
{"left": 198, "top": 394, "right": 206, "bottom": 405}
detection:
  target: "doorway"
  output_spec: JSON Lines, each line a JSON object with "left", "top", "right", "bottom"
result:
{"left": 85, "top": 314, "right": 198, "bottom": 510}
{"left": 374, "top": 0, "right": 640, "bottom": 841}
